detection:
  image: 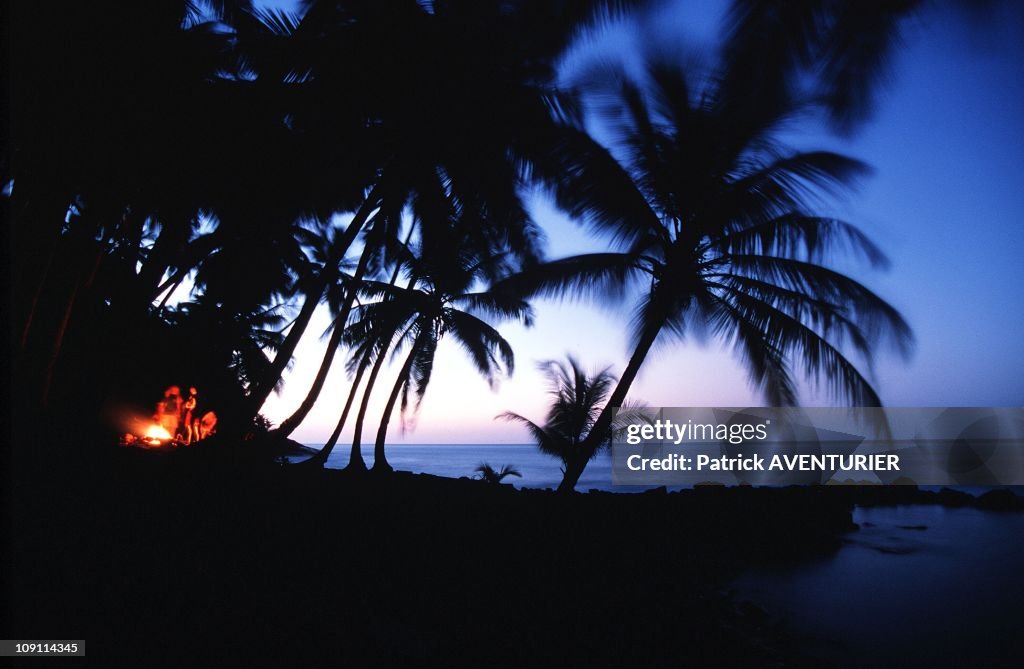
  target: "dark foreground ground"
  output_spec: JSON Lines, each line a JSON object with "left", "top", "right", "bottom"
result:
{"left": 5, "top": 437, "right": 1022, "bottom": 668}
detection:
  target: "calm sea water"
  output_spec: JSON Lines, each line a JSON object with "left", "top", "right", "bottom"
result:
{"left": 301, "top": 443, "right": 634, "bottom": 491}
{"left": 733, "top": 505, "right": 1024, "bottom": 667}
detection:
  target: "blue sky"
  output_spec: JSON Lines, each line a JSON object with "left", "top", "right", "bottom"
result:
{"left": 257, "top": 1, "right": 1024, "bottom": 444}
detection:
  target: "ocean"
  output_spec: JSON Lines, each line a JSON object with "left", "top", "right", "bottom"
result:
{"left": 733, "top": 505, "right": 1024, "bottom": 667}
{"left": 301, "top": 442, "right": 629, "bottom": 491}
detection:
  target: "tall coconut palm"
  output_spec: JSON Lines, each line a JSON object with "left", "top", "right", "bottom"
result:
{"left": 509, "top": 57, "right": 913, "bottom": 492}
{"left": 343, "top": 224, "right": 534, "bottom": 473}
{"left": 341, "top": 313, "right": 416, "bottom": 473}
{"left": 291, "top": 221, "right": 420, "bottom": 466}
{"left": 271, "top": 223, "right": 381, "bottom": 439}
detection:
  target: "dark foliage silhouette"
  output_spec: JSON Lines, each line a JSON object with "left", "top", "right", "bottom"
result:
{"left": 474, "top": 463, "right": 523, "bottom": 484}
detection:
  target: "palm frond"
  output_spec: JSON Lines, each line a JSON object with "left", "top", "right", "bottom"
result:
{"left": 497, "top": 412, "right": 570, "bottom": 460}
{"left": 473, "top": 461, "right": 522, "bottom": 484}
{"left": 724, "top": 152, "right": 872, "bottom": 223}
{"left": 709, "top": 297, "right": 800, "bottom": 406}
{"left": 717, "top": 255, "right": 913, "bottom": 356}
{"left": 445, "top": 310, "right": 515, "bottom": 383}
{"left": 454, "top": 291, "right": 534, "bottom": 327}
{"left": 711, "top": 290, "right": 884, "bottom": 406}
{"left": 532, "top": 125, "right": 666, "bottom": 247}
{"left": 706, "top": 214, "right": 888, "bottom": 269}
{"left": 495, "top": 253, "right": 646, "bottom": 303}
{"left": 241, "top": 5, "right": 303, "bottom": 37}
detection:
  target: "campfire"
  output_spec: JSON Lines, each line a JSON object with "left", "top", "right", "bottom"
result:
{"left": 120, "top": 385, "right": 216, "bottom": 449}
{"left": 121, "top": 424, "right": 174, "bottom": 448}
{"left": 143, "top": 424, "right": 174, "bottom": 445}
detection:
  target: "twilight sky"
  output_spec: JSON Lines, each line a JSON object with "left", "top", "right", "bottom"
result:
{"left": 256, "top": 0, "right": 1024, "bottom": 444}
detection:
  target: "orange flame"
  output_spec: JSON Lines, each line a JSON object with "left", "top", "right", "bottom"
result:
{"left": 143, "top": 424, "right": 173, "bottom": 444}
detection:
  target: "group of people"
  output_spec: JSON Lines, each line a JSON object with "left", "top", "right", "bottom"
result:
{"left": 155, "top": 385, "right": 215, "bottom": 445}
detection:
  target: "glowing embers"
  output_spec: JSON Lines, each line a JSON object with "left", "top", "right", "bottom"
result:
{"left": 143, "top": 424, "right": 174, "bottom": 445}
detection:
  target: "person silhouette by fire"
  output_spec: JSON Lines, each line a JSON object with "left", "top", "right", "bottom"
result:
{"left": 182, "top": 387, "right": 198, "bottom": 445}
{"left": 157, "top": 386, "right": 182, "bottom": 439}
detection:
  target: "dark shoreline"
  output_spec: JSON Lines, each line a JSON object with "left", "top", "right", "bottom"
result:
{"left": 7, "top": 442, "right": 1022, "bottom": 668}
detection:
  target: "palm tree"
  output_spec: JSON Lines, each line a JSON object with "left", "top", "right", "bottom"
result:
{"left": 287, "top": 220, "right": 422, "bottom": 469}
{"left": 301, "top": 345, "right": 372, "bottom": 469}
{"left": 343, "top": 222, "right": 534, "bottom": 473}
{"left": 500, "top": 356, "right": 638, "bottom": 472}
{"left": 342, "top": 315, "right": 415, "bottom": 473}
{"left": 474, "top": 464, "right": 523, "bottom": 485}
{"left": 271, "top": 226, "right": 376, "bottom": 439}
{"left": 239, "top": 0, "right": 642, "bottom": 424}
{"left": 509, "top": 57, "right": 913, "bottom": 492}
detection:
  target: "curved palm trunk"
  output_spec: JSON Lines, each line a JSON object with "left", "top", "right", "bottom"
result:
{"left": 244, "top": 186, "right": 380, "bottom": 424}
{"left": 372, "top": 343, "right": 419, "bottom": 474}
{"left": 557, "top": 320, "right": 662, "bottom": 493}
{"left": 301, "top": 361, "right": 369, "bottom": 468}
{"left": 347, "top": 339, "right": 394, "bottom": 473}
{"left": 345, "top": 251, "right": 417, "bottom": 471}
{"left": 274, "top": 246, "right": 371, "bottom": 438}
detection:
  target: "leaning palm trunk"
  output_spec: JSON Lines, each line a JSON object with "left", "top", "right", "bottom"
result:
{"left": 243, "top": 186, "right": 380, "bottom": 425}
{"left": 278, "top": 222, "right": 415, "bottom": 438}
{"left": 274, "top": 247, "right": 371, "bottom": 438}
{"left": 301, "top": 360, "right": 369, "bottom": 469}
{"left": 557, "top": 321, "right": 662, "bottom": 493}
{"left": 346, "top": 339, "right": 393, "bottom": 473}
{"left": 372, "top": 341, "right": 421, "bottom": 474}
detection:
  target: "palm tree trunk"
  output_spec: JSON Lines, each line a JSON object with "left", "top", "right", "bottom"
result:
{"left": 341, "top": 239, "right": 417, "bottom": 470}
{"left": 301, "top": 361, "right": 369, "bottom": 468}
{"left": 244, "top": 185, "right": 380, "bottom": 424}
{"left": 347, "top": 340, "right": 392, "bottom": 473}
{"left": 273, "top": 246, "right": 372, "bottom": 438}
{"left": 372, "top": 342, "right": 419, "bottom": 474}
{"left": 557, "top": 320, "right": 663, "bottom": 493}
